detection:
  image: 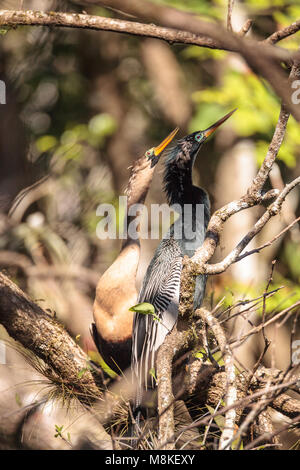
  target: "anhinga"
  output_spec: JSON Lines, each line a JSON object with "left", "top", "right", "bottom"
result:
{"left": 91, "top": 128, "right": 179, "bottom": 373}
{"left": 131, "top": 110, "right": 236, "bottom": 419}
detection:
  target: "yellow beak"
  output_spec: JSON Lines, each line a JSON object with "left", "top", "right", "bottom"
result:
{"left": 154, "top": 127, "right": 180, "bottom": 156}
{"left": 203, "top": 109, "right": 237, "bottom": 138}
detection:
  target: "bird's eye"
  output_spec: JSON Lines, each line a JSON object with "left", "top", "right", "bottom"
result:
{"left": 145, "top": 149, "right": 153, "bottom": 158}
{"left": 195, "top": 133, "right": 203, "bottom": 142}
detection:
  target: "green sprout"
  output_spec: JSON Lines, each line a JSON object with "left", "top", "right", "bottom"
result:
{"left": 129, "top": 302, "right": 161, "bottom": 322}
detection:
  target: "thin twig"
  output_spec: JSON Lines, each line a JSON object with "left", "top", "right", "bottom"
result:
{"left": 235, "top": 217, "right": 300, "bottom": 262}
{"left": 227, "top": 0, "right": 234, "bottom": 32}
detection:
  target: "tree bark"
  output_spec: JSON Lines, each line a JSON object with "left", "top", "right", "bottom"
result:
{"left": 0, "top": 271, "right": 102, "bottom": 404}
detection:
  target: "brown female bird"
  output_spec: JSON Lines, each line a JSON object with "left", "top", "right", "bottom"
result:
{"left": 91, "top": 128, "right": 179, "bottom": 372}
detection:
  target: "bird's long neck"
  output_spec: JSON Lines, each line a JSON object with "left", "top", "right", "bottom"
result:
{"left": 93, "top": 154, "right": 154, "bottom": 341}
{"left": 163, "top": 153, "right": 211, "bottom": 242}
{"left": 164, "top": 160, "right": 193, "bottom": 207}
{"left": 164, "top": 153, "right": 210, "bottom": 210}
{"left": 122, "top": 155, "right": 154, "bottom": 250}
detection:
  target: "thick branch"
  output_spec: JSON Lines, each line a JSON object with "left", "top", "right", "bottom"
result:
{"left": 0, "top": 8, "right": 296, "bottom": 57}
{"left": 156, "top": 324, "right": 192, "bottom": 450}
{"left": 0, "top": 271, "right": 102, "bottom": 404}
{"left": 0, "top": 9, "right": 232, "bottom": 51}
{"left": 2, "top": 5, "right": 300, "bottom": 121}
{"left": 271, "top": 394, "right": 300, "bottom": 419}
{"left": 90, "top": 0, "right": 300, "bottom": 121}
{"left": 189, "top": 364, "right": 300, "bottom": 423}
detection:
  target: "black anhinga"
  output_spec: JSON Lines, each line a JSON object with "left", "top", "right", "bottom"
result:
{"left": 131, "top": 110, "right": 236, "bottom": 422}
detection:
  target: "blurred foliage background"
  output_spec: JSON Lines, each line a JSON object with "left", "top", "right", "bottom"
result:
{"left": 0, "top": 0, "right": 299, "bottom": 448}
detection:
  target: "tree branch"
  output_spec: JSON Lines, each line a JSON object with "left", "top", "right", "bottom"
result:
{"left": 156, "top": 323, "right": 193, "bottom": 450}
{"left": 197, "top": 308, "right": 237, "bottom": 450}
{"left": 179, "top": 52, "right": 299, "bottom": 313}
{"left": 204, "top": 176, "right": 300, "bottom": 275}
{"left": 2, "top": 3, "right": 300, "bottom": 122}
{"left": 265, "top": 19, "right": 300, "bottom": 44}
{"left": 227, "top": 0, "right": 235, "bottom": 32}
{"left": 0, "top": 271, "right": 102, "bottom": 404}
{"left": 235, "top": 216, "right": 300, "bottom": 262}
{"left": 0, "top": 9, "right": 232, "bottom": 51}
{"left": 85, "top": 0, "right": 300, "bottom": 121}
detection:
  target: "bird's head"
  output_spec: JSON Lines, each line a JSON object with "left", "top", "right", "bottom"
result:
{"left": 166, "top": 109, "right": 236, "bottom": 168}
{"left": 145, "top": 126, "right": 179, "bottom": 168}
{"left": 163, "top": 109, "right": 236, "bottom": 206}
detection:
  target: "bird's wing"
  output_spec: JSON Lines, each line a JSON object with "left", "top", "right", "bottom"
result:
{"left": 132, "top": 240, "right": 183, "bottom": 390}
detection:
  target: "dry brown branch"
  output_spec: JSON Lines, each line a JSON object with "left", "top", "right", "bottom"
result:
{"left": 179, "top": 56, "right": 299, "bottom": 311}
{"left": 220, "top": 358, "right": 299, "bottom": 449}
{"left": 192, "top": 365, "right": 300, "bottom": 421}
{"left": 197, "top": 308, "right": 237, "bottom": 450}
{"left": 228, "top": 376, "right": 273, "bottom": 449}
{"left": 271, "top": 394, "right": 300, "bottom": 419}
{"left": 248, "top": 106, "right": 291, "bottom": 198}
{"left": 265, "top": 19, "right": 300, "bottom": 44}
{"left": 253, "top": 409, "right": 280, "bottom": 448}
{"left": 0, "top": 8, "right": 294, "bottom": 60}
{"left": 0, "top": 9, "right": 232, "bottom": 51}
{"left": 238, "top": 19, "right": 253, "bottom": 37}
{"left": 85, "top": 0, "right": 300, "bottom": 121}
{"left": 161, "top": 366, "right": 299, "bottom": 449}
{"left": 1, "top": 5, "right": 300, "bottom": 120}
{"left": 205, "top": 176, "right": 300, "bottom": 275}
{"left": 227, "top": 0, "right": 235, "bottom": 32}
{"left": 156, "top": 324, "right": 192, "bottom": 450}
{"left": 244, "top": 413, "right": 300, "bottom": 450}
{"left": 230, "top": 299, "right": 300, "bottom": 349}
{"left": 235, "top": 217, "right": 300, "bottom": 262}
{"left": 0, "top": 271, "right": 102, "bottom": 403}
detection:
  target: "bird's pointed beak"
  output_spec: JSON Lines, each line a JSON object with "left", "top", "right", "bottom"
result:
{"left": 154, "top": 127, "right": 180, "bottom": 156}
{"left": 203, "top": 109, "right": 237, "bottom": 139}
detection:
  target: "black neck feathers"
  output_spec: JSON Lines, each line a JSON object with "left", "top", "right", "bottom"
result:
{"left": 163, "top": 142, "right": 210, "bottom": 226}
{"left": 163, "top": 158, "right": 193, "bottom": 206}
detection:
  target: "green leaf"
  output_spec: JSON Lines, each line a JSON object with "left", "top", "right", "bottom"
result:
{"left": 87, "top": 351, "right": 118, "bottom": 379}
{"left": 206, "top": 404, "right": 225, "bottom": 431}
{"left": 54, "top": 425, "right": 64, "bottom": 438}
{"left": 149, "top": 368, "right": 157, "bottom": 383}
{"left": 0, "top": 27, "right": 10, "bottom": 36}
{"left": 88, "top": 113, "right": 117, "bottom": 146}
{"left": 15, "top": 393, "right": 22, "bottom": 407}
{"left": 129, "top": 302, "right": 161, "bottom": 322}
{"left": 35, "top": 135, "right": 57, "bottom": 153}
{"left": 129, "top": 302, "right": 155, "bottom": 315}
{"left": 232, "top": 434, "right": 243, "bottom": 450}
{"left": 77, "top": 367, "right": 89, "bottom": 378}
